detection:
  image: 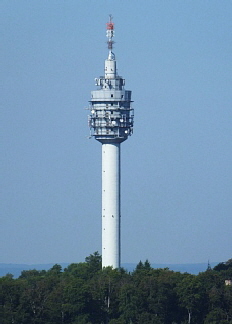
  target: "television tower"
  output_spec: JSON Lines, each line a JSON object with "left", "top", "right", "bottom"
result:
{"left": 88, "top": 16, "right": 134, "bottom": 268}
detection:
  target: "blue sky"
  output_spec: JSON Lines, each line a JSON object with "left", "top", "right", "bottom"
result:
{"left": 1, "top": 0, "right": 232, "bottom": 265}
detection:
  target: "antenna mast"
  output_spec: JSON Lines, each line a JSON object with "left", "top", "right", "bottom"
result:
{"left": 106, "top": 14, "right": 115, "bottom": 60}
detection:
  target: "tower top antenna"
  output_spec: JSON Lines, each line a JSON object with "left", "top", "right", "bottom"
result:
{"left": 106, "top": 14, "right": 115, "bottom": 60}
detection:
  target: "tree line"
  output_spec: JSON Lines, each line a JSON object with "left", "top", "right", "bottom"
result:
{"left": 1, "top": 252, "right": 232, "bottom": 324}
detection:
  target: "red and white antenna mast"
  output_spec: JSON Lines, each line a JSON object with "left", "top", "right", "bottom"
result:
{"left": 106, "top": 14, "right": 115, "bottom": 60}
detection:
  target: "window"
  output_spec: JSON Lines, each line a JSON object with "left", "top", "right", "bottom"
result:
{"left": 111, "top": 94, "right": 113, "bottom": 97}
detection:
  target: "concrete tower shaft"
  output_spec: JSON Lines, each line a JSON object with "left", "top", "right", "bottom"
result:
{"left": 88, "top": 16, "right": 134, "bottom": 268}
{"left": 102, "top": 143, "right": 121, "bottom": 268}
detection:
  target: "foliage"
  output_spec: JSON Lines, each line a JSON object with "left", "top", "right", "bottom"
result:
{"left": 1, "top": 254, "right": 232, "bottom": 324}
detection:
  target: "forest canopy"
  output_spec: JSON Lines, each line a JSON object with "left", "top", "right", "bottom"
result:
{"left": 1, "top": 253, "right": 232, "bottom": 324}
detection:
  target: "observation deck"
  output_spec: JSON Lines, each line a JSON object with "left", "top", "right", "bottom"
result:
{"left": 88, "top": 75, "right": 134, "bottom": 143}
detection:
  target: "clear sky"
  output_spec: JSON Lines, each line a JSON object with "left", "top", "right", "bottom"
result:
{"left": 1, "top": 0, "right": 232, "bottom": 265}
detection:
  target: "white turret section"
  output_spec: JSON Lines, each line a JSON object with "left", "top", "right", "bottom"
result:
{"left": 105, "top": 58, "right": 116, "bottom": 79}
{"left": 88, "top": 16, "right": 134, "bottom": 269}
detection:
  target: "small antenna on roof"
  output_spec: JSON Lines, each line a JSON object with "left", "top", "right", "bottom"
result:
{"left": 106, "top": 14, "right": 115, "bottom": 59}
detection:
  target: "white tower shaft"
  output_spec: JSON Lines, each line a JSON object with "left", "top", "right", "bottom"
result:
{"left": 102, "top": 143, "right": 121, "bottom": 268}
